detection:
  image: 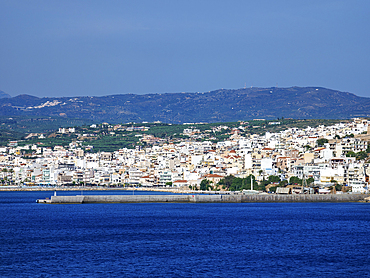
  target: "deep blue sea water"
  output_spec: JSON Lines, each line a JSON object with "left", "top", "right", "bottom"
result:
{"left": 1, "top": 191, "right": 370, "bottom": 277}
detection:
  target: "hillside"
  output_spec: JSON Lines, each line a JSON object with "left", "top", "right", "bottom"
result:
{"left": 0, "top": 87, "right": 369, "bottom": 123}
{"left": 0, "top": 91, "right": 11, "bottom": 99}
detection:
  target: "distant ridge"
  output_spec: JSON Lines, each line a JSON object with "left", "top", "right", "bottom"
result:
{"left": 0, "top": 91, "right": 11, "bottom": 99}
{"left": 0, "top": 87, "right": 369, "bottom": 123}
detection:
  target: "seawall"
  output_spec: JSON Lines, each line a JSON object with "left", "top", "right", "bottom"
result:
{"left": 37, "top": 194, "right": 370, "bottom": 204}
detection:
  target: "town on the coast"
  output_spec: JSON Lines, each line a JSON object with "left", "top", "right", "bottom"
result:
{"left": 1, "top": 118, "right": 370, "bottom": 194}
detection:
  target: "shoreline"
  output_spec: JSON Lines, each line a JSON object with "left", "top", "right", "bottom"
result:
{"left": 0, "top": 186, "right": 198, "bottom": 194}
{"left": 37, "top": 193, "right": 370, "bottom": 204}
{"left": 4, "top": 186, "right": 370, "bottom": 203}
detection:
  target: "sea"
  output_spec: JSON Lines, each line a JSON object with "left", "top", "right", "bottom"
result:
{"left": 1, "top": 191, "right": 370, "bottom": 277}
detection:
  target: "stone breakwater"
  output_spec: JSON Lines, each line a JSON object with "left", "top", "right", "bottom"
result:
{"left": 0, "top": 186, "right": 150, "bottom": 191}
{"left": 37, "top": 194, "right": 370, "bottom": 204}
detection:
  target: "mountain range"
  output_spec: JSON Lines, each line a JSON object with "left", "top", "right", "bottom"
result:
{"left": 0, "top": 87, "right": 369, "bottom": 123}
{"left": 0, "top": 91, "right": 11, "bottom": 99}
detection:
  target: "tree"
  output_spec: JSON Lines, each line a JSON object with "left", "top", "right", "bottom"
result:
{"left": 218, "top": 174, "right": 258, "bottom": 191}
{"left": 229, "top": 177, "right": 241, "bottom": 191}
{"left": 306, "top": 177, "right": 315, "bottom": 185}
{"left": 335, "top": 183, "right": 343, "bottom": 191}
{"left": 200, "top": 179, "right": 212, "bottom": 191}
{"left": 258, "top": 179, "right": 268, "bottom": 191}
{"left": 279, "top": 180, "right": 288, "bottom": 187}
{"left": 289, "top": 176, "right": 302, "bottom": 185}
{"left": 268, "top": 186, "right": 275, "bottom": 192}
{"left": 346, "top": 151, "right": 367, "bottom": 160}
{"left": 217, "top": 175, "right": 235, "bottom": 189}
{"left": 316, "top": 138, "right": 328, "bottom": 147}
{"left": 242, "top": 174, "right": 258, "bottom": 191}
{"left": 304, "top": 145, "right": 312, "bottom": 150}
{"left": 267, "top": 175, "right": 281, "bottom": 183}
{"left": 346, "top": 151, "right": 356, "bottom": 157}
{"left": 355, "top": 151, "right": 368, "bottom": 161}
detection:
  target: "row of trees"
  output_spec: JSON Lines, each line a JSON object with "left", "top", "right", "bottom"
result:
{"left": 346, "top": 151, "right": 368, "bottom": 160}
{"left": 197, "top": 174, "right": 317, "bottom": 192}
{"left": 217, "top": 174, "right": 260, "bottom": 191}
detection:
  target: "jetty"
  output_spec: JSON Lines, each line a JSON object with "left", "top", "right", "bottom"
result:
{"left": 37, "top": 193, "right": 370, "bottom": 204}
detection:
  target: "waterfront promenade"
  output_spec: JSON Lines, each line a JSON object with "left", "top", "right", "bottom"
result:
{"left": 0, "top": 185, "right": 189, "bottom": 193}
{"left": 37, "top": 193, "right": 370, "bottom": 204}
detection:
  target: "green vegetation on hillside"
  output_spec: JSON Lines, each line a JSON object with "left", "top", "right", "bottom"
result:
{"left": 1, "top": 117, "right": 350, "bottom": 152}
{"left": 0, "top": 87, "right": 369, "bottom": 123}
{"left": 0, "top": 129, "right": 24, "bottom": 146}
{"left": 0, "top": 116, "right": 92, "bottom": 133}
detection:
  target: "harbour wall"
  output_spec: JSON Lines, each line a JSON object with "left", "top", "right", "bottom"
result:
{"left": 40, "top": 194, "right": 370, "bottom": 204}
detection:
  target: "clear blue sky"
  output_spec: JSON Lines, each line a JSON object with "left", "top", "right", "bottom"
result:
{"left": 1, "top": 0, "right": 369, "bottom": 98}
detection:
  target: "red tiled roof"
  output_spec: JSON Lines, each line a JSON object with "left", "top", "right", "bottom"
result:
{"left": 205, "top": 174, "right": 224, "bottom": 178}
{"left": 173, "top": 180, "right": 188, "bottom": 183}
